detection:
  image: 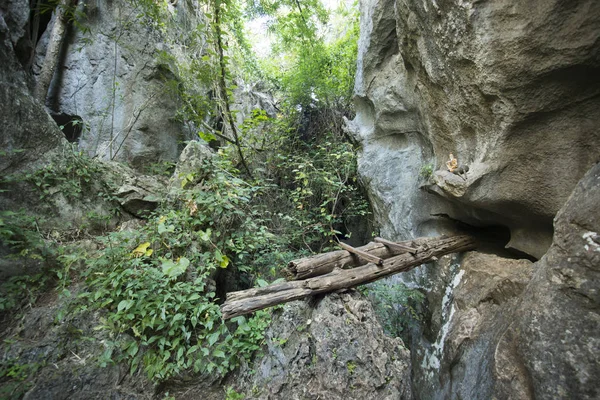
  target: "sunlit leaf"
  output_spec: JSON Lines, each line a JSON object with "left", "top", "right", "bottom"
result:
{"left": 132, "top": 242, "right": 151, "bottom": 257}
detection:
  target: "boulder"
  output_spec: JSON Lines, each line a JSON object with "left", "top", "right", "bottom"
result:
{"left": 495, "top": 162, "right": 600, "bottom": 399}
{"left": 111, "top": 169, "right": 166, "bottom": 218}
{"left": 410, "top": 252, "right": 534, "bottom": 399}
{"left": 170, "top": 141, "right": 214, "bottom": 189}
{"left": 231, "top": 291, "right": 413, "bottom": 399}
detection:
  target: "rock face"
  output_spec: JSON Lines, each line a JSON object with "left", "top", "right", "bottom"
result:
{"left": 410, "top": 252, "right": 534, "bottom": 399}
{"left": 34, "top": 0, "right": 205, "bottom": 168}
{"left": 1, "top": 295, "right": 154, "bottom": 400}
{"left": 404, "top": 164, "right": 599, "bottom": 399}
{"left": 494, "top": 163, "right": 600, "bottom": 399}
{"left": 170, "top": 140, "right": 214, "bottom": 189}
{"left": 349, "top": 0, "right": 600, "bottom": 398}
{"left": 106, "top": 161, "right": 168, "bottom": 217}
{"left": 231, "top": 81, "right": 279, "bottom": 127}
{"left": 349, "top": 0, "right": 600, "bottom": 258}
{"left": 233, "top": 291, "right": 412, "bottom": 400}
{"left": 0, "top": 0, "right": 64, "bottom": 176}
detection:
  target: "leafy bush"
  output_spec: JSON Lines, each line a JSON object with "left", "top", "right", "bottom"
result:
{"left": 420, "top": 163, "right": 434, "bottom": 181}
{"left": 0, "top": 210, "right": 47, "bottom": 259}
{"left": 71, "top": 155, "right": 276, "bottom": 381}
{"left": 18, "top": 145, "right": 107, "bottom": 201}
{"left": 0, "top": 358, "right": 42, "bottom": 399}
{"left": 0, "top": 210, "right": 54, "bottom": 314}
{"left": 363, "top": 280, "right": 425, "bottom": 340}
{"left": 258, "top": 132, "right": 369, "bottom": 252}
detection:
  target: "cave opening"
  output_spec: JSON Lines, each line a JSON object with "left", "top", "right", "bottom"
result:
{"left": 431, "top": 213, "right": 538, "bottom": 262}
{"left": 50, "top": 112, "right": 84, "bottom": 143}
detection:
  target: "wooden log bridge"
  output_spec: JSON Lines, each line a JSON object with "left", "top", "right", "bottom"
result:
{"left": 284, "top": 237, "right": 429, "bottom": 280}
{"left": 221, "top": 235, "right": 476, "bottom": 319}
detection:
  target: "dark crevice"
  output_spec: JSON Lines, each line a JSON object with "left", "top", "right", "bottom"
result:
{"left": 33, "top": 1, "right": 53, "bottom": 43}
{"left": 430, "top": 213, "right": 538, "bottom": 262}
{"left": 374, "top": 23, "right": 399, "bottom": 69}
{"left": 50, "top": 112, "right": 83, "bottom": 142}
{"left": 19, "top": 0, "right": 53, "bottom": 69}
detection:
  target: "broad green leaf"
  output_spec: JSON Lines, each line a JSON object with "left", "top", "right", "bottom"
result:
{"left": 256, "top": 279, "right": 268, "bottom": 288}
{"left": 161, "top": 258, "right": 188, "bottom": 279}
{"left": 213, "top": 350, "right": 225, "bottom": 358}
{"left": 117, "top": 299, "right": 134, "bottom": 312}
{"left": 208, "top": 332, "right": 219, "bottom": 346}
{"left": 127, "top": 342, "right": 139, "bottom": 357}
{"left": 198, "top": 229, "right": 211, "bottom": 242}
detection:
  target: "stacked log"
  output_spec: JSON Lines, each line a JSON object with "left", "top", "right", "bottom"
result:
{"left": 221, "top": 235, "right": 475, "bottom": 319}
{"left": 284, "top": 237, "right": 425, "bottom": 280}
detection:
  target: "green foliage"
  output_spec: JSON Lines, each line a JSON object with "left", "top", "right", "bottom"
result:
{"left": 0, "top": 210, "right": 55, "bottom": 314}
{"left": 0, "top": 210, "right": 47, "bottom": 258}
{"left": 0, "top": 274, "right": 48, "bottom": 314}
{"left": 346, "top": 360, "right": 357, "bottom": 374}
{"left": 278, "top": 22, "right": 358, "bottom": 110}
{"left": 16, "top": 145, "right": 110, "bottom": 202}
{"left": 420, "top": 163, "right": 434, "bottom": 181}
{"left": 246, "top": 0, "right": 329, "bottom": 46}
{"left": 0, "top": 358, "right": 42, "bottom": 399}
{"left": 363, "top": 281, "right": 426, "bottom": 339}
{"left": 145, "top": 161, "right": 176, "bottom": 177}
{"left": 70, "top": 155, "right": 275, "bottom": 381}
{"left": 225, "top": 386, "right": 245, "bottom": 400}
{"left": 253, "top": 0, "right": 358, "bottom": 111}
{"left": 258, "top": 132, "right": 369, "bottom": 252}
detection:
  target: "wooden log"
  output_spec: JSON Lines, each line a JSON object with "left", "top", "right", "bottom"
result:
{"left": 337, "top": 241, "right": 384, "bottom": 266}
{"left": 285, "top": 238, "right": 428, "bottom": 280}
{"left": 374, "top": 237, "right": 417, "bottom": 254}
{"left": 221, "top": 235, "right": 475, "bottom": 319}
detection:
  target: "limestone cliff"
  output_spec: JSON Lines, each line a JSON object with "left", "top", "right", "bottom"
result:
{"left": 349, "top": 0, "right": 600, "bottom": 258}
{"left": 31, "top": 0, "right": 205, "bottom": 168}
{"left": 349, "top": 0, "right": 600, "bottom": 398}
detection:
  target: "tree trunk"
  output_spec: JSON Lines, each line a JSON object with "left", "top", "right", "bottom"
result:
{"left": 213, "top": 0, "right": 252, "bottom": 177}
{"left": 221, "top": 235, "right": 476, "bottom": 319}
{"left": 285, "top": 237, "right": 428, "bottom": 280}
{"left": 35, "top": 0, "right": 75, "bottom": 102}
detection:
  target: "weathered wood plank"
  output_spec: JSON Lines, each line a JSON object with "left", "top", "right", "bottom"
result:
{"left": 374, "top": 237, "right": 417, "bottom": 254}
{"left": 221, "top": 235, "right": 475, "bottom": 319}
{"left": 337, "top": 241, "right": 384, "bottom": 266}
{"left": 285, "top": 238, "right": 428, "bottom": 280}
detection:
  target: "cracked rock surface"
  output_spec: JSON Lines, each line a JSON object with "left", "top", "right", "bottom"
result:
{"left": 232, "top": 291, "right": 412, "bottom": 400}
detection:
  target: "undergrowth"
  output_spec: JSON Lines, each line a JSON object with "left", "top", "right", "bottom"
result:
{"left": 0, "top": 0, "right": 373, "bottom": 387}
{"left": 362, "top": 281, "right": 426, "bottom": 341}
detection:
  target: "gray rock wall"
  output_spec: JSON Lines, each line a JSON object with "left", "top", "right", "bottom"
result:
{"left": 0, "top": 0, "right": 64, "bottom": 175}
{"left": 35, "top": 0, "right": 205, "bottom": 168}
{"left": 495, "top": 162, "right": 600, "bottom": 399}
{"left": 349, "top": 0, "right": 600, "bottom": 258}
{"left": 233, "top": 292, "right": 412, "bottom": 400}
{"left": 349, "top": 0, "right": 600, "bottom": 398}
{"left": 415, "top": 163, "right": 600, "bottom": 400}
{"left": 349, "top": 0, "right": 600, "bottom": 399}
